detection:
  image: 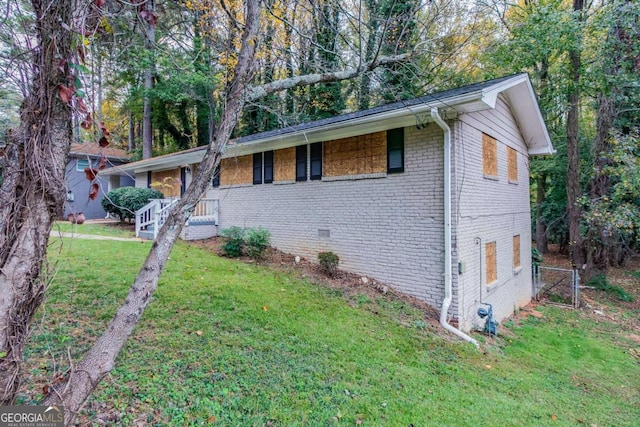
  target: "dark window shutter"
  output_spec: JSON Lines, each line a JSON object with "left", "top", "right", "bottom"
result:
{"left": 253, "top": 152, "right": 262, "bottom": 184}
{"left": 264, "top": 150, "right": 274, "bottom": 183}
{"left": 212, "top": 165, "right": 220, "bottom": 187}
{"left": 296, "top": 145, "right": 307, "bottom": 181}
{"left": 180, "top": 167, "right": 187, "bottom": 196}
{"left": 387, "top": 127, "right": 404, "bottom": 173}
{"left": 310, "top": 142, "right": 322, "bottom": 180}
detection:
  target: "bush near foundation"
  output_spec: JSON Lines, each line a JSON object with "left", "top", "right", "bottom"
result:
{"left": 318, "top": 251, "right": 340, "bottom": 278}
{"left": 220, "top": 226, "right": 271, "bottom": 260}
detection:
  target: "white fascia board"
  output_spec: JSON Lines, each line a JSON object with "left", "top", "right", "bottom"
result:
{"left": 500, "top": 78, "right": 555, "bottom": 156}
{"left": 100, "top": 149, "right": 206, "bottom": 175}
{"left": 480, "top": 74, "right": 529, "bottom": 108}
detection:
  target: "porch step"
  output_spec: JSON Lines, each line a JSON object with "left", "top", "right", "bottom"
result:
{"left": 138, "top": 227, "right": 155, "bottom": 240}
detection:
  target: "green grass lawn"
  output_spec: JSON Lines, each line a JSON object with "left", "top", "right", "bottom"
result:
{"left": 51, "top": 220, "right": 135, "bottom": 238}
{"left": 21, "top": 226, "right": 640, "bottom": 426}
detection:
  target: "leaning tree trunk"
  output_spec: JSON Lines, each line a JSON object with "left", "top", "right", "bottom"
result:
{"left": 35, "top": 0, "right": 413, "bottom": 420}
{"left": 42, "top": 2, "right": 261, "bottom": 422}
{"left": 0, "top": 1, "right": 75, "bottom": 404}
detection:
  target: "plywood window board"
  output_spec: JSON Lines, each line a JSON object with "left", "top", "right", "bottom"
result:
{"left": 513, "top": 235, "right": 521, "bottom": 269}
{"left": 486, "top": 241, "right": 497, "bottom": 285}
{"left": 324, "top": 131, "right": 386, "bottom": 177}
{"left": 274, "top": 147, "right": 296, "bottom": 181}
{"left": 220, "top": 155, "right": 253, "bottom": 186}
{"left": 507, "top": 146, "right": 518, "bottom": 182}
{"left": 151, "top": 168, "right": 181, "bottom": 197}
{"left": 483, "top": 133, "right": 498, "bottom": 177}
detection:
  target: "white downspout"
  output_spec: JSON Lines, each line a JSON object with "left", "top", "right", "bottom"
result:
{"left": 430, "top": 108, "right": 479, "bottom": 348}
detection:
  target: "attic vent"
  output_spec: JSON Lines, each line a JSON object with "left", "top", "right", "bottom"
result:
{"left": 318, "top": 229, "right": 330, "bottom": 238}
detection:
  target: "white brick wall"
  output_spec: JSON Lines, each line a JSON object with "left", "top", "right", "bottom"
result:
{"left": 452, "top": 96, "right": 533, "bottom": 331}
{"left": 206, "top": 123, "right": 448, "bottom": 306}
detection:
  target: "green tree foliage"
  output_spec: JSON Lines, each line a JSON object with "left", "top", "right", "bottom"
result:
{"left": 582, "top": 132, "right": 640, "bottom": 267}
{"left": 484, "top": 0, "right": 640, "bottom": 273}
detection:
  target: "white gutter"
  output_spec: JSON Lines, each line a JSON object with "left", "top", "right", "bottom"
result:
{"left": 430, "top": 107, "right": 479, "bottom": 348}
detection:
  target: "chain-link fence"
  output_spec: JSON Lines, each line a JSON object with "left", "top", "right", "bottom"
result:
{"left": 532, "top": 266, "right": 580, "bottom": 308}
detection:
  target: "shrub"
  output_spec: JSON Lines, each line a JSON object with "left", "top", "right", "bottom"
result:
{"left": 220, "top": 226, "right": 246, "bottom": 258}
{"left": 220, "top": 226, "right": 272, "bottom": 259}
{"left": 102, "top": 187, "right": 164, "bottom": 222}
{"left": 245, "top": 227, "right": 270, "bottom": 260}
{"left": 318, "top": 251, "right": 339, "bottom": 278}
{"left": 587, "top": 274, "right": 634, "bottom": 302}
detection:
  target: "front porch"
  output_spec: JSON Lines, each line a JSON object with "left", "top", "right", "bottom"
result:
{"left": 135, "top": 198, "right": 219, "bottom": 241}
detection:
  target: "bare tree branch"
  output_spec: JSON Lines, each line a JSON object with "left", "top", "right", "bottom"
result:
{"left": 247, "top": 51, "right": 412, "bottom": 101}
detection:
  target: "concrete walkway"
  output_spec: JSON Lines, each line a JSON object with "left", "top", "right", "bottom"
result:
{"left": 51, "top": 219, "right": 147, "bottom": 242}
{"left": 50, "top": 231, "right": 147, "bottom": 242}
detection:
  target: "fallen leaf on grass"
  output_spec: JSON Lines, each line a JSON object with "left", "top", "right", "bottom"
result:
{"left": 195, "top": 330, "right": 203, "bottom": 336}
{"left": 263, "top": 306, "right": 268, "bottom": 311}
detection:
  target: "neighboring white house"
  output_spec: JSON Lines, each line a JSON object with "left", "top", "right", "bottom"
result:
{"left": 104, "top": 74, "right": 554, "bottom": 335}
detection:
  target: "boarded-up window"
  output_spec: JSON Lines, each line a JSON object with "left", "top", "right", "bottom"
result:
{"left": 324, "top": 132, "right": 387, "bottom": 177}
{"left": 486, "top": 241, "right": 497, "bottom": 285}
{"left": 513, "top": 235, "right": 521, "bottom": 269}
{"left": 483, "top": 133, "right": 498, "bottom": 177}
{"left": 507, "top": 146, "right": 518, "bottom": 182}
{"left": 150, "top": 168, "right": 181, "bottom": 197}
{"left": 274, "top": 147, "right": 295, "bottom": 181}
{"left": 220, "top": 155, "right": 253, "bottom": 186}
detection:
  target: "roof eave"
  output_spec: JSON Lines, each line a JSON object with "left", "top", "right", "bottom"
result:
{"left": 104, "top": 74, "right": 555, "bottom": 174}
{"left": 495, "top": 75, "right": 555, "bottom": 156}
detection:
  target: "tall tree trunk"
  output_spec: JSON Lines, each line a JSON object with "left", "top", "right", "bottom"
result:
{"left": 0, "top": 0, "right": 75, "bottom": 404}
{"left": 96, "top": 54, "right": 104, "bottom": 129}
{"left": 584, "top": 94, "right": 615, "bottom": 278}
{"left": 536, "top": 173, "right": 549, "bottom": 253}
{"left": 566, "top": 0, "right": 584, "bottom": 267}
{"left": 128, "top": 110, "right": 135, "bottom": 152}
{"left": 142, "top": 0, "right": 155, "bottom": 159}
{"left": 359, "top": 0, "right": 380, "bottom": 110}
{"left": 535, "top": 57, "right": 550, "bottom": 254}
